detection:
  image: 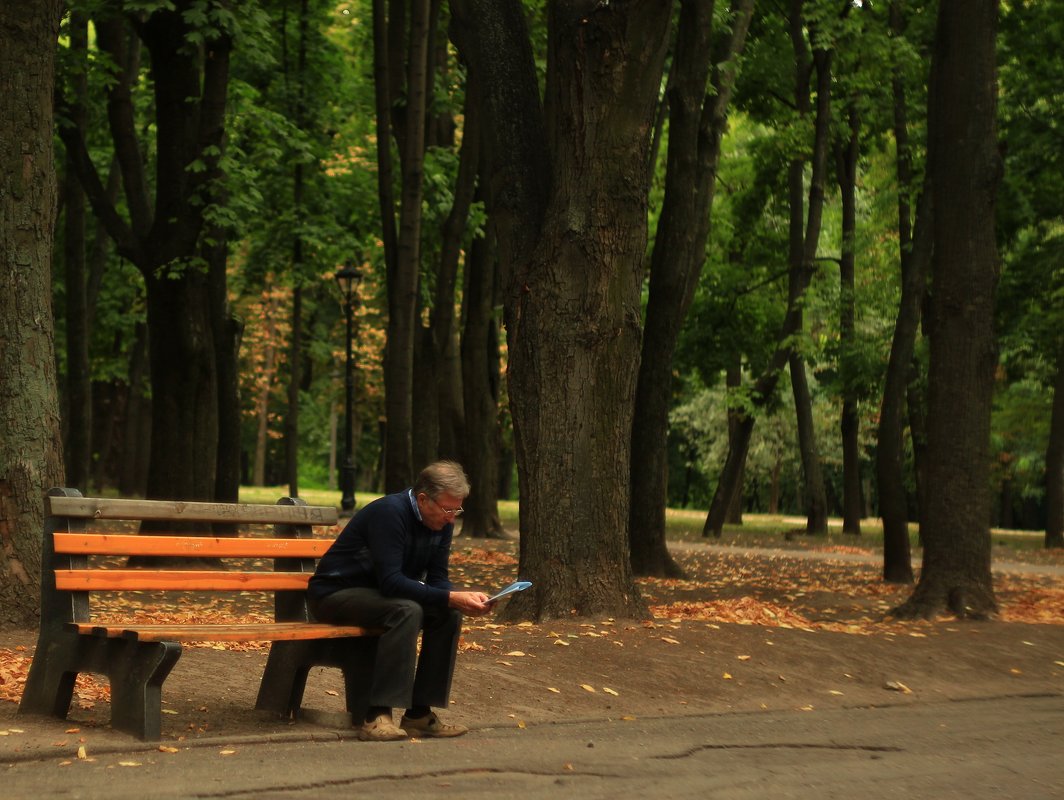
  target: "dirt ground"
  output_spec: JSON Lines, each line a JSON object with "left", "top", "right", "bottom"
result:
{"left": 1, "top": 536, "right": 1062, "bottom": 746}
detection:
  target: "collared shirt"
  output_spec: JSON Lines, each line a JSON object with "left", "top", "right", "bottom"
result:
{"left": 308, "top": 490, "right": 453, "bottom": 607}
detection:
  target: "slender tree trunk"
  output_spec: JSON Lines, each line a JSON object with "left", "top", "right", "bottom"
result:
{"left": 382, "top": 0, "right": 433, "bottom": 489}
{"left": 630, "top": 0, "right": 754, "bottom": 575}
{"left": 0, "top": 0, "right": 65, "bottom": 625}
{"left": 1043, "top": 344, "right": 1064, "bottom": 548}
{"left": 460, "top": 181, "right": 505, "bottom": 539}
{"left": 724, "top": 356, "right": 746, "bottom": 526}
{"left": 837, "top": 102, "right": 862, "bottom": 535}
{"left": 878, "top": 0, "right": 930, "bottom": 583}
{"left": 894, "top": 0, "right": 1002, "bottom": 619}
{"left": 63, "top": 11, "right": 92, "bottom": 493}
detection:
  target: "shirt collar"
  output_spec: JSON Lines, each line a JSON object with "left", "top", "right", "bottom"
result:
{"left": 407, "top": 488, "right": 423, "bottom": 522}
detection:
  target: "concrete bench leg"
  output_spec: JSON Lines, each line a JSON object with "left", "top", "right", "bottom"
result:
{"left": 107, "top": 640, "right": 182, "bottom": 741}
{"left": 18, "top": 633, "right": 79, "bottom": 720}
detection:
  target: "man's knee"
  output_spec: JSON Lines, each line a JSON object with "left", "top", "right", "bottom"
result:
{"left": 384, "top": 598, "right": 424, "bottom": 631}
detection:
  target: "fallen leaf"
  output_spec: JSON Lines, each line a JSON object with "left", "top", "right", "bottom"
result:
{"left": 77, "top": 746, "right": 88, "bottom": 760}
{"left": 737, "top": 655, "right": 751, "bottom": 661}
{"left": 660, "top": 637, "right": 680, "bottom": 645}
{"left": 547, "top": 687, "right": 561, "bottom": 694}
{"left": 603, "top": 687, "right": 619, "bottom": 696}
{"left": 553, "top": 640, "right": 570, "bottom": 647}
{"left": 505, "top": 651, "right": 526, "bottom": 657}
{"left": 884, "top": 681, "right": 912, "bottom": 694}
{"left": 829, "top": 690, "right": 844, "bottom": 696}
{"left": 722, "top": 672, "right": 732, "bottom": 680}
{"left": 118, "top": 761, "right": 142, "bottom": 767}
{"left": 1009, "top": 668, "right": 1022, "bottom": 675}
{"left": 580, "top": 684, "right": 596, "bottom": 693}
{"left": 158, "top": 746, "right": 180, "bottom": 753}
{"left": 325, "top": 689, "right": 339, "bottom": 697}
{"left": 219, "top": 749, "right": 236, "bottom": 756}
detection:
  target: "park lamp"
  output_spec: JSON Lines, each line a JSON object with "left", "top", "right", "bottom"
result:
{"left": 335, "top": 259, "right": 363, "bottom": 513}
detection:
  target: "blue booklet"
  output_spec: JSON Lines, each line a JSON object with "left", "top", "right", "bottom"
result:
{"left": 487, "top": 580, "right": 532, "bottom": 603}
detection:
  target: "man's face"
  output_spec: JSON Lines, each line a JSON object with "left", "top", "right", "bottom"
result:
{"left": 417, "top": 491, "right": 464, "bottom": 531}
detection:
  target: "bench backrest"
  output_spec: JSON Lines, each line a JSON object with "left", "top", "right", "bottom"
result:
{"left": 40, "top": 488, "right": 340, "bottom": 631}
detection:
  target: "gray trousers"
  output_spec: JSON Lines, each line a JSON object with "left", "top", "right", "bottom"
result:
{"left": 309, "top": 588, "right": 462, "bottom": 712}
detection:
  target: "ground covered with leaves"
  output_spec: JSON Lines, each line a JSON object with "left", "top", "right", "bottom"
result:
{"left": 0, "top": 535, "right": 1061, "bottom": 744}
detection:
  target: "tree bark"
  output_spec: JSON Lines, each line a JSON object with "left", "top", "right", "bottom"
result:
{"left": 452, "top": 0, "right": 671, "bottom": 618}
{"left": 836, "top": 102, "right": 862, "bottom": 536}
{"left": 1043, "top": 343, "right": 1064, "bottom": 548}
{"left": 893, "top": 0, "right": 1002, "bottom": 620}
{"left": 0, "top": 0, "right": 65, "bottom": 625}
{"left": 629, "top": 0, "right": 755, "bottom": 577}
{"left": 60, "top": 3, "right": 234, "bottom": 503}
{"left": 460, "top": 179, "right": 505, "bottom": 539}
{"left": 381, "top": 0, "right": 433, "bottom": 490}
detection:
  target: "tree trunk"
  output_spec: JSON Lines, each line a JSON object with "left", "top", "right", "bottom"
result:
{"left": 878, "top": 0, "right": 930, "bottom": 583}
{"left": 460, "top": 181, "right": 505, "bottom": 539}
{"left": 380, "top": 0, "right": 434, "bottom": 490}
{"left": 837, "top": 102, "right": 862, "bottom": 536}
{"left": 451, "top": 0, "right": 671, "bottom": 619}
{"left": 63, "top": 11, "right": 92, "bottom": 494}
{"left": 1043, "top": 344, "right": 1064, "bottom": 548}
{"left": 61, "top": 3, "right": 234, "bottom": 503}
{"left": 0, "top": 0, "right": 65, "bottom": 626}
{"left": 629, "top": 0, "right": 755, "bottom": 577}
{"left": 893, "top": 0, "right": 1002, "bottom": 620}
{"left": 789, "top": 353, "right": 828, "bottom": 535}
{"left": 724, "top": 357, "right": 746, "bottom": 526}
{"left": 705, "top": 2, "right": 832, "bottom": 538}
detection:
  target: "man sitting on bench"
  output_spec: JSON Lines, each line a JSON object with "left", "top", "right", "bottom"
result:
{"left": 307, "top": 460, "right": 492, "bottom": 741}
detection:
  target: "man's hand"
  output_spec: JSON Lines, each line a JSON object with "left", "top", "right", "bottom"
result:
{"left": 448, "top": 590, "right": 492, "bottom": 617}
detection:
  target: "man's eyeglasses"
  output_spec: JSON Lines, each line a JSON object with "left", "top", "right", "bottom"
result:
{"left": 424, "top": 494, "right": 464, "bottom": 517}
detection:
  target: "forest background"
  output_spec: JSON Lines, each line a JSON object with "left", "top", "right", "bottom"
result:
{"left": 2, "top": 0, "right": 1062, "bottom": 625}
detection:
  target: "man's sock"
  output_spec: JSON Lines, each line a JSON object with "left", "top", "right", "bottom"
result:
{"left": 404, "top": 705, "right": 431, "bottom": 720}
{"left": 365, "top": 706, "right": 392, "bottom": 724}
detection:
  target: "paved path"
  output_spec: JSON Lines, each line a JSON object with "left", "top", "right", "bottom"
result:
{"left": 4, "top": 694, "right": 1061, "bottom": 799}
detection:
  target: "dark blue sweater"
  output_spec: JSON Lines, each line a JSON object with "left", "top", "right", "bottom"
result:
{"left": 308, "top": 491, "right": 454, "bottom": 607}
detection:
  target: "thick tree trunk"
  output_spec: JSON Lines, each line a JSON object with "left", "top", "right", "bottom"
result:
{"left": 724, "top": 357, "right": 746, "bottom": 526}
{"left": 789, "top": 352, "right": 829, "bottom": 535}
{"left": 452, "top": 0, "right": 670, "bottom": 618}
{"left": 894, "top": 0, "right": 1001, "bottom": 619}
{"left": 629, "top": 0, "right": 754, "bottom": 578}
{"left": 1044, "top": 344, "right": 1064, "bottom": 548}
{"left": 0, "top": 0, "right": 65, "bottom": 626}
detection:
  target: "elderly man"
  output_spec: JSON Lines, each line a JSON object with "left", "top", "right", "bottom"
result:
{"left": 308, "top": 460, "right": 491, "bottom": 741}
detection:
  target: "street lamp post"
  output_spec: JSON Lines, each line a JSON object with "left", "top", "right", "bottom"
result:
{"left": 335, "top": 260, "right": 362, "bottom": 513}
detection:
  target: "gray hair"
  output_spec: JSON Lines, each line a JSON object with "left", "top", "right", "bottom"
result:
{"left": 413, "top": 460, "right": 470, "bottom": 499}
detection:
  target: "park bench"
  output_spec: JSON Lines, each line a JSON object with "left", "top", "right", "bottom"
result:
{"left": 18, "top": 488, "right": 379, "bottom": 741}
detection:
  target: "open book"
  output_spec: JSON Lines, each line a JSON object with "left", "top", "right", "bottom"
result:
{"left": 487, "top": 580, "right": 532, "bottom": 603}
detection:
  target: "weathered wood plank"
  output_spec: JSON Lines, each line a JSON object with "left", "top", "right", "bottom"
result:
{"left": 46, "top": 495, "right": 339, "bottom": 526}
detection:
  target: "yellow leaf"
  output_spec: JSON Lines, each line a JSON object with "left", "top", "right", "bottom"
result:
{"left": 603, "top": 687, "right": 619, "bottom": 696}
{"left": 162, "top": 709, "right": 179, "bottom": 715}
{"left": 737, "top": 655, "right": 751, "bottom": 661}
{"left": 829, "top": 690, "right": 844, "bottom": 696}
{"left": 118, "top": 761, "right": 142, "bottom": 767}
{"left": 1009, "top": 668, "right": 1022, "bottom": 675}
{"left": 517, "top": 720, "right": 526, "bottom": 729}
{"left": 219, "top": 749, "right": 236, "bottom": 756}
{"left": 325, "top": 689, "right": 339, "bottom": 696}
{"left": 660, "top": 637, "right": 680, "bottom": 645}
{"left": 496, "top": 660, "right": 513, "bottom": 667}
{"left": 505, "top": 651, "right": 526, "bottom": 657}
{"left": 553, "top": 640, "right": 570, "bottom": 646}
{"left": 909, "top": 632, "right": 927, "bottom": 638}
{"left": 77, "top": 746, "right": 88, "bottom": 760}
{"left": 158, "top": 746, "right": 180, "bottom": 753}
{"left": 563, "top": 762, "right": 574, "bottom": 771}
{"left": 620, "top": 715, "right": 637, "bottom": 721}
{"left": 580, "top": 684, "right": 596, "bottom": 693}
{"left": 547, "top": 687, "right": 561, "bottom": 694}
{"left": 722, "top": 672, "right": 732, "bottom": 680}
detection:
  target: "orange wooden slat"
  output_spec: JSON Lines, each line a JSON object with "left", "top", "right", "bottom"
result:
{"left": 53, "top": 532, "right": 330, "bottom": 558}
{"left": 54, "top": 569, "right": 313, "bottom": 592}
{"left": 71, "top": 622, "right": 379, "bottom": 642}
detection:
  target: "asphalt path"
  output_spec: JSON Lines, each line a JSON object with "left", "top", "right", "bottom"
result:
{"left": 4, "top": 694, "right": 1061, "bottom": 799}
